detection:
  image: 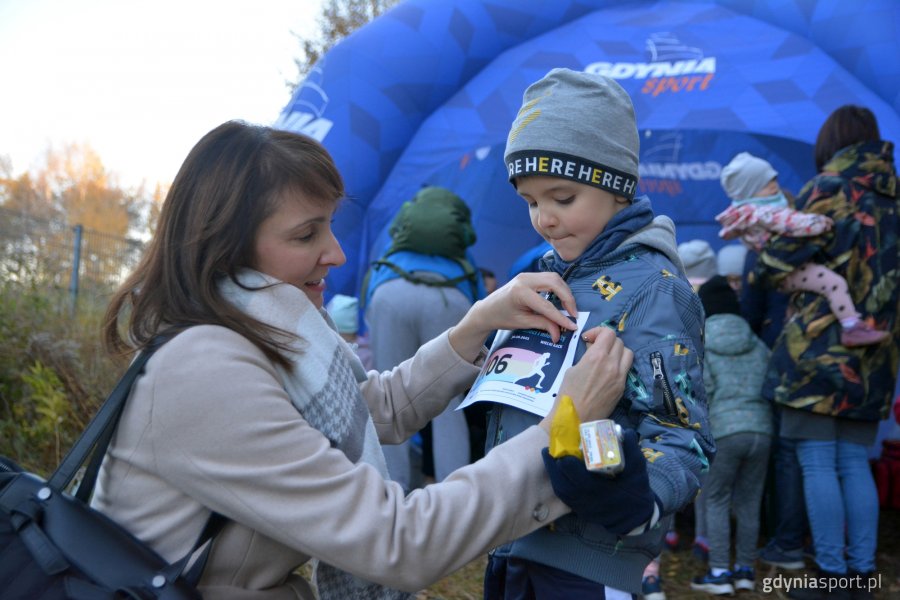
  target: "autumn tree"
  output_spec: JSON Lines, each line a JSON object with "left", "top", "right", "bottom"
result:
{"left": 289, "top": 0, "right": 401, "bottom": 89}
{"left": 39, "top": 142, "right": 140, "bottom": 237}
{"left": 0, "top": 143, "right": 147, "bottom": 290}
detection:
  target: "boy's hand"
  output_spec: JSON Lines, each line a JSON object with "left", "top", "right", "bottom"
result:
{"left": 449, "top": 272, "right": 578, "bottom": 361}
{"left": 542, "top": 429, "right": 657, "bottom": 535}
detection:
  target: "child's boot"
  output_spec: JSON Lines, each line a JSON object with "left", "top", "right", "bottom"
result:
{"left": 840, "top": 321, "right": 889, "bottom": 347}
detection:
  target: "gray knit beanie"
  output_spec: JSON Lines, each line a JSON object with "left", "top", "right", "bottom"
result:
{"left": 720, "top": 152, "right": 778, "bottom": 201}
{"left": 504, "top": 68, "right": 640, "bottom": 200}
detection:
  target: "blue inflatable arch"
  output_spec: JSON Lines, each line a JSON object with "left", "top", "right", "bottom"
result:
{"left": 275, "top": 0, "right": 900, "bottom": 298}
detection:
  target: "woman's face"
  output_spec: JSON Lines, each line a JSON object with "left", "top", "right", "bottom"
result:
{"left": 252, "top": 191, "right": 346, "bottom": 308}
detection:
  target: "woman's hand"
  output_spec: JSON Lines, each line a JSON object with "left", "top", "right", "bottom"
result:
{"left": 448, "top": 272, "right": 578, "bottom": 362}
{"left": 540, "top": 327, "right": 632, "bottom": 431}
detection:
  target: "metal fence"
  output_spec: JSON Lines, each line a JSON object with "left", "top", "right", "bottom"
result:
{"left": 0, "top": 206, "right": 145, "bottom": 307}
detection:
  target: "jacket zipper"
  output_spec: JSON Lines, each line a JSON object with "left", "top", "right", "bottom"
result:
{"left": 651, "top": 351, "right": 678, "bottom": 417}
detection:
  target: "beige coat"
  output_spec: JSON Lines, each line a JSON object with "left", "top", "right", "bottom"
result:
{"left": 93, "top": 325, "right": 567, "bottom": 599}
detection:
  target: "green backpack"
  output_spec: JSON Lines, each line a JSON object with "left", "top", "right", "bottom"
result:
{"left": 362, "top": 186, "right": 479, "bottom": 304}
{"left": 388, "top": 186, "right": 476, "bottom": 258}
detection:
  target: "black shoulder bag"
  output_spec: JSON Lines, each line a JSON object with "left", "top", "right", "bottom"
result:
{"left": 0, "top": 337, "right": 226, "bottom": 600}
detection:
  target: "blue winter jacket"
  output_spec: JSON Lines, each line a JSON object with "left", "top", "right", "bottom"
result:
{"left": 485, "top": 209, "right": 715, "bottom": 593}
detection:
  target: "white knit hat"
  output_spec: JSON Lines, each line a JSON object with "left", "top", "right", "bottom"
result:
{"left": 677, "top": 240, "right": 717, "bottom": 285}
{"left": 717, "top": 244, "right": 748, "bottom": 277}
{"left": 720, "top": 152, "right": 778, "bottom": 201}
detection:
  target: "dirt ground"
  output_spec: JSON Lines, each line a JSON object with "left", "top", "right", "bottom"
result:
{"left": 417, "top": 507, "right": 900, "bottom": 599}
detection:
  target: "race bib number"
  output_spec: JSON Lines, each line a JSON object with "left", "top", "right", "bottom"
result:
{"left": 458, "top": 311, "right": 589, "bottom": 417}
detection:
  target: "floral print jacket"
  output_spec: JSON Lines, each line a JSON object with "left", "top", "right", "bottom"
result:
{"left": 758, "top": 141, "right": 899, "bottom": 421}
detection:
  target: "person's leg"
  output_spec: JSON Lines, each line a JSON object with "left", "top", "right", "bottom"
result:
{"left": 795, "top": 439, "right": 847, "bottom": 574}
{"left": 694, "top": 483, "right": 708, "bottom": 540}
{"left": 365, "top": 278, "right": 428, "bottom": 492}
{"left": 731, "top": 433, "right": 771, "bottom": 589}
{"left": 524, "top": 559, "right": 611, "bottom": 600}
{"left": 379, "top": 443, "right": 412, "bottom": 492}
{"left": 483, "top": 553, "right": 511, "bottom": 600}
{"left": 691, "top": 435, "right": 738, "bottom": 599}
{"left": 431, "top": 394, "right": 470, "bottom": 480}
{"left": 836, "top": 440, "right": 879, "bottom": 574}
{"left": 773, "top": 433, "right": 808, "bottom": 551}
{"left": 703, "top": 436, "right": 739, "bottom": 571}
{"left": 416, "top": 286, "right": 472, "bottom": 481}
{"left": 760, "top": 431, "right": 808, "bottom": 569}
{"left": 779, "top": 264, "right": 856, "bottom": 321}
{"left": 693, "top": 487, "right": 709, "bottom": 561}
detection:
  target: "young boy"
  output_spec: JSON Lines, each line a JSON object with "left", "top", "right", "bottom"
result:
{"left": 482, "top": 68, "right": 715, "bottom": 598}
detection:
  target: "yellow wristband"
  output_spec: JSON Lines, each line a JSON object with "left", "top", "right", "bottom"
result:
{"left": 548, "top": 394, "right": 583, "bottom": 459}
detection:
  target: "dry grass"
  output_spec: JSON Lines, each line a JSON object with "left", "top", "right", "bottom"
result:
{"left": 416, "top": 557, "right": 486, "bottom": 599}
{"left": 416, "top": 508, "right": 900, "bottom": 599}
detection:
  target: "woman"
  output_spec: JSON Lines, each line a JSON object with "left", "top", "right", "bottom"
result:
{"left": 759, "top": 105, "right": 899, "bottom": 599}
{"left": 94, "top": 121, "right": 632, "bottom": 600}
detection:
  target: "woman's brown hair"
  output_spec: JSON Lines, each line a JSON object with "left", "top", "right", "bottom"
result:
{"left": 814, "top": 105, "right": 881, "bottom": 172}
{"left": 103, "top": 121, "right": 344, "bottom": 367}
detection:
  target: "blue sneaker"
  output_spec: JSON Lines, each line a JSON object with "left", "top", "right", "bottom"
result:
{"left": 691, "top": 570, "right": 735, "bottom": 596}
{"left": 759, "top": 542, "right": 805, "bottom": 570}
{"left": 641, "top": 574, "right": 667, "bottom": 600}
{"left": 732, "top": 566, "right": 755, "bottom": 592}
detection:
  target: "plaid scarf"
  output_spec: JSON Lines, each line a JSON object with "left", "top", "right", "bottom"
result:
{"left": 219, "top": 270, "right": 412, "bottom": 600}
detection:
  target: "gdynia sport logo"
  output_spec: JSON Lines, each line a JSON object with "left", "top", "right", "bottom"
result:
{"left": 584, "top": 31, "right": 716, "bottom": 97}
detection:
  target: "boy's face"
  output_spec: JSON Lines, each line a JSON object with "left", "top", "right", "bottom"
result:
{"left": 516, "top": 176, "right": 628, "bottom": 262}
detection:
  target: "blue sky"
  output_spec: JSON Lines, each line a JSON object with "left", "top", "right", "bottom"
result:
{"left": 0, "top": 0, "right": 322, "bottom": 187}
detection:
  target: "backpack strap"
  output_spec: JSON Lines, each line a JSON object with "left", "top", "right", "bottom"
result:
{"left": 365, "top": 258, "right": 480, "bottom": 303}
{"left": 373, "top": 259, "right": 476, "bottom": 288}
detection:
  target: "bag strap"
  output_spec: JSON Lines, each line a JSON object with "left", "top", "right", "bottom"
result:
{"left": 50, "top": 335, "right": 169, "bottom": 493}
{"left": 174, "top": 511, "right": 228, "bottom": 585}
{"left": 48, "top": 332, "right": 228, "bottom": 583}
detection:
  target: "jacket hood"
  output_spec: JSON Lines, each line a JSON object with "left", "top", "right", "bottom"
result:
{"left": 621, "top": 214, "right": 684, "bottom": 270}
{"left": 540, "top": 199, "right": 685, "bottom": 277}
{"left": 704, "top": 313, "right": 757, "bottom": 355}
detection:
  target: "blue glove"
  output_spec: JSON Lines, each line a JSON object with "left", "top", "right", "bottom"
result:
{"left": 541, "top": 429, "right": 657, "bottom": 535}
